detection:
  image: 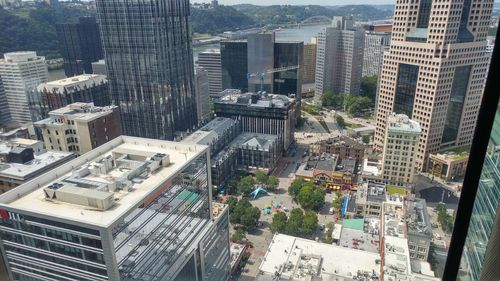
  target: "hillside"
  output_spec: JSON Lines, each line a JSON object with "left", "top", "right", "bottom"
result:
{"left": 191, "top": 6, "right": 256, "bottom": 34}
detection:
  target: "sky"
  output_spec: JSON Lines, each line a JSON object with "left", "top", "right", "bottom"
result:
{"left": 218, "top": 0, "right": 500, "bottom": 5}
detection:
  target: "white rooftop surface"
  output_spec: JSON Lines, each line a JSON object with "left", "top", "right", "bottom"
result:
{"left": 259, "top": 234, "right": 381, "bottom": 280}
{"left": 38, "top": 74, "right": 106, "bottom": 91}
{"left": 41, "top": 103, "right": 117, "bottom": 123}
{"left": 387, "top": 113, "right": 421, "bottom": 134}
{"left": 0, "top": 136, "right": 208, "bottom": 228}
{"left": 363, "top": 158, "right": 381, "bottom": 176}
{"left": 383, "top": 236, "right": 412, "bottom": 279}
{"left": 332, "top": 223, "right": 342, "bottom": 240}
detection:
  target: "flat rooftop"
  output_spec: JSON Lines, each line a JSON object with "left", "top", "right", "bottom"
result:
{"left": 357, "top": 182, "right": 387, "bottom": 204}
{"left": 387, "top": 113, "right": 421, "bottom": 134}
{"left": 35, "top": 102, "right": 117, "bottom": 124}
{"left": 182, "top": 117, "right": 238, "bottom": 146}
{"left": 258, "top": 233, "right": 381, "bottom": 281}
{"left": 406, "top": 198, "right": 432, "bottom": 238}
{"left": 230, "top": 132, "right": 278, "bottom": 151}
{"left": 216, "top": 92, "right": 294, "bottom": 109}
{"left": 0, "top": 136, "right": 208, "bottom": 228}
{"left": 37, "top": 74, "right": 106, "bottom": 92}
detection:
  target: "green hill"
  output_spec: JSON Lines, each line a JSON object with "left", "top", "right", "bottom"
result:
{"left": 191, "top": 6, "right": 256, "bottom": 34}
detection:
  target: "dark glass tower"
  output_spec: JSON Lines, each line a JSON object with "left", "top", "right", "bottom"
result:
{"left": 221, "top": 40, "right": 248, "bottom": 92}
{"left": 56, "top": 17, "right": 103, "bottom": 77}
{"left": 95, "top": 0, "right": 197, "bottom": 140}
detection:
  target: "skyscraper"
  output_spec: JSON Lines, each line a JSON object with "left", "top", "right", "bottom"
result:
{"left": 221, "top": 40, "right": 248, "bottom": 92}
{"left": 461, "top": 102, "right": 500, "bottom": 281}
{"left": 56, "top": 17, "right": 103, "bottom": 77}
{"left": 194, "top": 67, "right": 211, "bottom": 123}
{"left": 96, "top": 0, "right": 197, "bottom": 140}
{"left": 302, "top": 40, "right": 317, "bottom": 84}
{"left": 362, "top": 31, "right": 391, "bottom": 77}
{"left": 374, "top": 0, "right": 493, "bottom": 171}
{"left": 198, "top": 50, "right": 222, "bottom": 96}
{"left": 314, "top": 16, "right": 365, "bottom": 104}
{"left": 0, "top": 78, "right": 9, "bottom": 125}
{"left": 381, "top": 113, "right": 421, "bottom": 186}
{"left": 0, "top": 52, "right": 48, "bottom": 125}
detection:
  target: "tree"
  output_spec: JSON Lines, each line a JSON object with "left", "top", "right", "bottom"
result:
{"left": 343, "top": 95, "right": 372, "bottom": 117}
{"left": 310, "top": 187, "right": 326, "bottom": 211}
{"left": 321, "top": 91, "right": 335, "bottom": 107}
{"left": 285, "top": 208, "right": 304, "bottom": 236}
{"left": 226, "top": 177, "right": 239, "bottom": 195}
{"left": 362, "top": 135, "right": 370, "bottom": 144}
{"left": 332, "top": 192, "right": 343, "bottom": 211}
{"left": 267, "top": 176, "right": 279, "bottom": 191}
{"left": 240, "top": 206, "right": 261, "bottom": 232}
{"left": 231, "top": 229, "right": 247, "bottom": 243}
{"left": 298, "top": 185, "right": 325, "bottom": 211}
{"left": 427, "top": 242, "right": 438, "bottom": 271}
{"left": 336, "top": 115, "right": 346, "bottom": 129}
{"left": 301, "top": 211, "right": 318, "bottom": 236}
{"left": 435, "top": 203, "right": 454, "bottom": 233}
{"left": 270, "top": 211, "right": 288, "bottom": 233}
{"left": 237, "top": 176, "right": 255, "bottom": 195}
{"left": 226, "top": 196, "right": 238, "bottom": 215}
{"left": 288, "top": 178, "right": 304, "bottom": 199}
{"left": 360, "top": 75, "right": 378, "bottom": 103}
{"left": 323, "top": 222, "right": 335, "bottom": 244}
{"left": 255, "top": 170, "right": 268, "bottom": 184}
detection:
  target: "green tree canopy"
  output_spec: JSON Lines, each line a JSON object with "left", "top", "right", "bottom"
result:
{"left": 298, "top": 185, "right": 325, "bottom": 211}
{"left": 301, "top": 211, "right": 318, "bottom": 235}
{"left": 362, "top": 135, "right": 370, "bottom": 144}
{"left": 336, "top": 115, "right": 346, "bottom": 129}
{"left": 255, "top": 170, "right": 269, "bottom": 184}
{"left": 231, "top": 229, "right": 247, "bottom": 243}
{"left": 237, "top": 176, "right": 255, "bottom": 195}
{"left": 343, "top": 95, "right": 373, "bottom": 117}
{"left": 230, "top": 198, "right": 261, "bottom": 231}
{"left": 360, "top": 75, "right": 378, "bottom": 102}
{"left": 288, "top": 178, "right": 304, "bottom": 198}
{"left": 285, "top": 208, "right": 304, "bottom": 236}
{"left": 266, "top": 176, "right": 279, "bottom": 191}
{"left": 269, "top": 211, "right": 288, "bottom": 233}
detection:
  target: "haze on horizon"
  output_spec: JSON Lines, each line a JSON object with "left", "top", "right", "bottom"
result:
{"left": 218, "top": 0, "right": 500, "bottom": 5}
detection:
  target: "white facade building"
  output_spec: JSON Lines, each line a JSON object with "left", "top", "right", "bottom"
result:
{"left": 362, "top": 31, "right": 391, "bottom": 77}
{"left": 198, "top": 50, "right": 222, "bottom": 96}
{"left": 0, "top": 52, "right": 48, "bottom": 124}
{"left": 381, "top": 113, "right": 421, "bottom": 186}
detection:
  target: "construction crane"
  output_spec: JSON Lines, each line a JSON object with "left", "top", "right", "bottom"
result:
{"left": 247, "top": 65, "right": 299, "bottom": 93}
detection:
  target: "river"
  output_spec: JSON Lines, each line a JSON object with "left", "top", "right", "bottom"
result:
{"left": 49, "top": 24, "right": 330, "bottom": 79}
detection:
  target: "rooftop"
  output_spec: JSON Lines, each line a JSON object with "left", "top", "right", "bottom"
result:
{"left": 0, "top": 140, "right": 74, "bottom": 180}
{"left": 363, "top": 158, "right": 382, "bottom": 176}
{"left": 35, "top": 102, "right": 118, "bottom": 125}
{"left": 339, "top": 218, "right": 380, "bottom": 253}
{"left": 383, "top": 201, "right": 406, "bottom": 238}
{"left": 230, "top": 132, "right": 278, "bottom": 151}
{"left": 406, "top": 198, "right": 432, "bottom": 238}
{"left": 37, "top": 74, "right": 107, "bottom": 93}
{"left": 357, "top": 182, "right": 387, "bottom": 204}
{"left": 258, "top": 234, "right": 381, "bottom": 281}
{"left": 0, "top": 136, "right": 208, "bottom": 228}
{"left": 387, "top": 113, "right": 421, "bottom": 134}
{"left": 216, "top": 92, "right": 294, "bottom": 109}
{"left": 182, "top": 117, "right": 238, "bottom": 146}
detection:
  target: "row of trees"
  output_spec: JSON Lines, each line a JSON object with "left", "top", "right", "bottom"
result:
{"left": 435, "top": 203, "right": 454, "bottom": 233}
{"left": 227, "top": 197, "right": 261, "bottom": 232}
{"left": 226, "top": 171, "right": 279, "bottom": 195}
{"left": 288, "top": 178, "right": 325, "bottom": 211}
{"left": 269, "top": 208, "right": 318, "bottom": 237}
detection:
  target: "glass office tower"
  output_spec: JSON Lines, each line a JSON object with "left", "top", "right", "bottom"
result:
{"left": 460, "top": 101, "right": 500, "bottom": 281}
{"left": 95, "top": 0, "right": 197, "bottom": 140}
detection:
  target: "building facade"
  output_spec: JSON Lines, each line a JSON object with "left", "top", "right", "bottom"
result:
{"left": 92, "top": 60, "right": 107, "bottom": 75}
{"left": 0, "top": 136, "right": 231, "bottom": 281}
{"left": 0, "top": 52, "right": 48, "bottom": 125}
{"left": 198, "top": 50, "right": 222, "bottom": 96}
{"left": 301, "top": 41, "right": 317, "bottom": 84}
{"left": 194, "top": 67, "right": 211, "bottom": 123}
{"left": 30, "top": 74, "right": 109, "bottom": 121}
{"left": 381, "top": 113, "right": 421, "bottom": 186}
{"left": 0, "top": 79, "right": 9, "bottom": 125}
{"left": 35, "top": 103, "right": 121, "bottom": 155}
{"left": 56, "top": 16, "right": 103, "bottom": 77}
{"left": 221, "top": 40, "right": 248, "bottom": 92}
{"left": 374, "top": 0, "right": 493, "bottom": 171}
{"left": 96, "top": 0, "right": 197, "bottom": 140}
{"left": 314, "top": 16, "right": 365, "bottom": 104}
{"left": 406, "top": 198, "right": 432, "bottom": 261}
{"left": 428, "top": 150, "right": 469, "bottom": 182}
{"left": 461, "top": 104, "right": 500, "bottom": 281}
{"left": 214, "top": 92, "right": 297, "bottom": 151}
{"left": 309, "top": 136, "right": 366, "bottom": 162}
{"left": 362, "top": 31, "right": 391, "bottom": 77}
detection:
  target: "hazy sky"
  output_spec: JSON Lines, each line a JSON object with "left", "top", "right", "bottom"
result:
{"left": 218, "top": 0, "right": 499, "bottom": 5}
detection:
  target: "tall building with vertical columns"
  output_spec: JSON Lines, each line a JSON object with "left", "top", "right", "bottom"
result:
{"left": 381, "top": 113, "right": 421, "bottom": 186}
{"left": 0, "top": 52, "right": 48, "bottom": 125}
{"left": 95, "top": 0, "right": 197, "bottom": 140}
{"left": 362, "top": 31, "right": 391, "bottom": 77}
{"left": 374, "top": 0, "right": 494, "bottom": 171}
{"left": 198, "top": 50, "right": 222, "bottom": 96}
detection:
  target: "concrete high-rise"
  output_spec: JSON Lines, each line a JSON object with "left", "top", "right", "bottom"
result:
{"left": 362, "top": 31, "right": 391, "bottom": 77}
{"left": 194, "top": 67, "right": 211, "bottom": 123}
{"left": 96, "top": 0, "right": 197, "bottom": 140}
{"left": 0, "top": 136, "right": 231, "bottom": 281}
{"left": 0, "top": 78, "right": 9, "bottom": 125}
{"left": 56, "top": 17, "right": 103, "bottom": 77}
{"left": 198, "top": 50, "right": 222, "bottom": 97}
{"left": 381, "top": 113, "right": 421, "bottom": 186}
{"left": 314, "top": 16, "right": 365, "bottom": 104}
{"left": 374, "top": 0, "right": 494, "bottom": 171}
{"left": 0, "top": 52, "right": 48, "bottom": 125}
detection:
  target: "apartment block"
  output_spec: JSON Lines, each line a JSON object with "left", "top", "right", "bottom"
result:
{"left": 198, "top": 50, "right": 222, "bottom": 96}
{"left": 374, "top": 0, "right": 494, "bottom": 171}
{"left": 30, "top": 74, "right": 109, "bottom": 121}
{"left": 381, "top": 113, "right": 421, "bottom": 186}
{"left": 314, "top": 16, "right": 365, "bottom": 104}
{"left": 406, "top": 198, "right": 433, "bottom": 261}
{"left": 0, "top": 52, "right": 48, "bottom": 124}
{"left": 362, "top": 31, "right": 391, "bottom": 77}
{"left": 302, "top": 41, "right": 317, "bottom": 84}
{"left": 0, "top": 136, "right": 231, "bottom": 281}
{"left": 35, "top": 103, "right": 121, "bottom": 155}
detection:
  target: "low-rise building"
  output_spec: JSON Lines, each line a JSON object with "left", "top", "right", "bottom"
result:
{"left": 296, "top": 154, "right": 357, "bottom": 190}
{"left": 0, "top": 138, "right": 74, "bottom": 192}
{"left": 356, "top": 182, "right": 387, "bottom": 217}
{"left": 35, "top": 102, "right": 121, "bottom": 155}
{"left": 428, "top": 150, "right": 469, "bottom": 182}
{"left": 339, "top": 217, "right": 380, "bottom": 253}
{"left": 230, "top": 132, "right": 282, "bottom": 173}
{"left": 406, "top": 198, "right": 433, "bottom": 261}
{"left": 257, "top": 233, "right": 381, "bottom": 281}
{"left": 309, "top": 136, "right": 366, "bottom": 162}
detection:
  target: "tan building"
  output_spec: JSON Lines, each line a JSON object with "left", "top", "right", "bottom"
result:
{"left": 428, "top": 150, "right": 469, "bottom": 181}
{"left": 302, "top": 39, "right": 317, "bottom": 84}
{"left": 381, "top": 113, "right": 421, "bottom": 186}
{"left": 35, "top": 102, "right": 121, "bottom": 155}
{"left": 309, "top": 136, "right": 366, "bottom": 162}
{"left": 374, "top": 0, "right": 493, "bottom": 171}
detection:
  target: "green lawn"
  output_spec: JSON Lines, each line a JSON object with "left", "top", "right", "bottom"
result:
{"left": 386, "top": 185, "right": 406, "bottom": 196}
{"left": 345, "top": 122, "right": 363, "bottom": 129}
